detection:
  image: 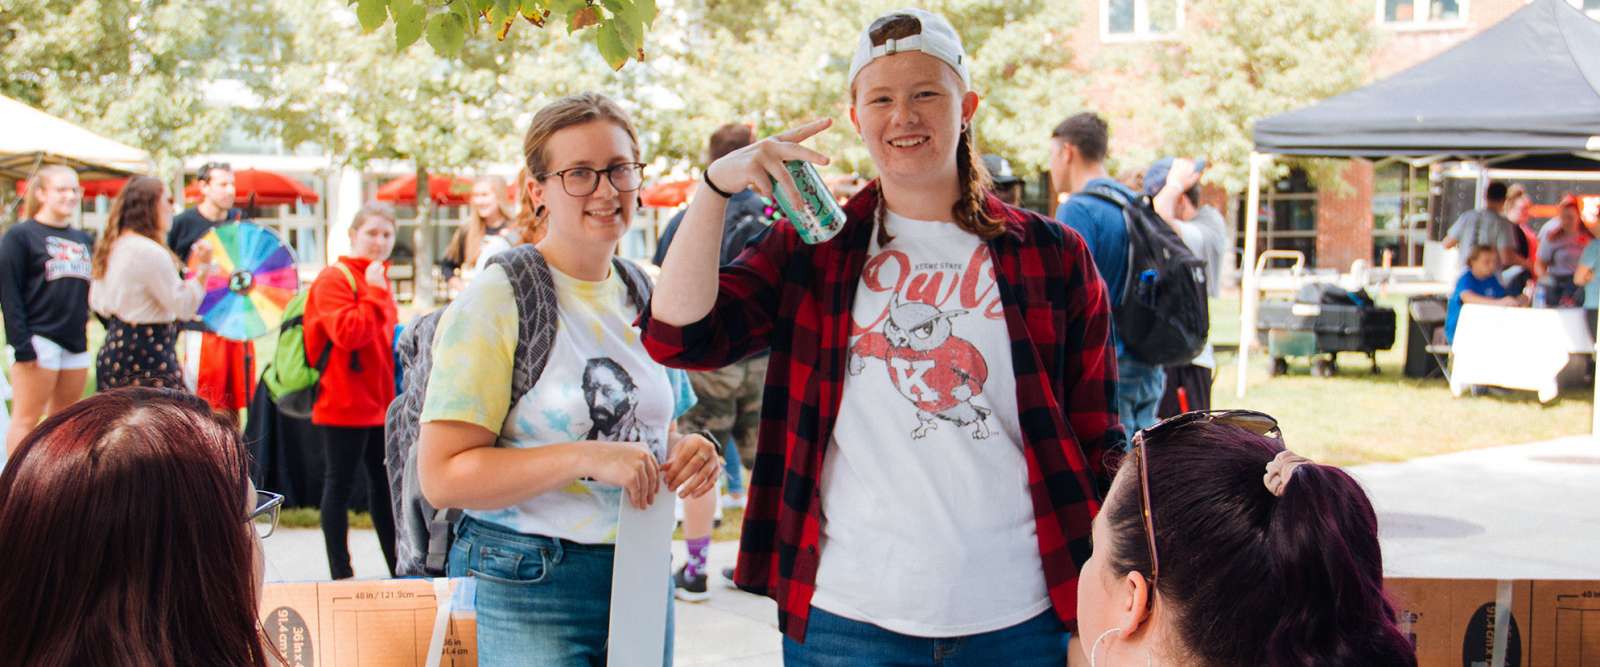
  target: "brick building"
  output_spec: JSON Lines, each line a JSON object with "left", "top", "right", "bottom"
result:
{"left": 1060, "top": 0, "right": 1600, "bottom": 273}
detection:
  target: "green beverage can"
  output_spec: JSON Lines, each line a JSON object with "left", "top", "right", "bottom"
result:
{"left": 771, "top": 160, "right": 847, "bottom": 244}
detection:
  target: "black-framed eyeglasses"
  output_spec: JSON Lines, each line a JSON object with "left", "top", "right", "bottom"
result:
{"left": 248, "top": 490, "right": 284, "bottom": 539}
{"left": 538, "top": 162, "right": 645, "bottom": 197}
{"left": 1129, "top": 410, "right": 1281, "bottom": 601}
{"left": 198, "top": 161, "right": 232, "bottom": 182}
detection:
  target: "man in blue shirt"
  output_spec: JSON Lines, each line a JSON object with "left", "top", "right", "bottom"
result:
{"left": 1049, "top": 112, "right": 1163, "bottom": 431}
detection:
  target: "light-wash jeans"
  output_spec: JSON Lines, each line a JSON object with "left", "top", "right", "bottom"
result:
{"left": 1117, "top": 353, "right": 1167, "bottom": 432}
{"left": 448, "top": 516, "right": 674, "bottom": 666}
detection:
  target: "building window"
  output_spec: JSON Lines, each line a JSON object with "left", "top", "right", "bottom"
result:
{"left": 1238, "top": 169, "right": 1319, "bottom": 267}
{"left": 1103, "top": 0, "right": 1184, "bottom": 40}
{"left": 1371, "top": 163, "right": 1431, "bottom": 268}
{"left": 1379, "top": 0, "right": 1467, "bottom": 28}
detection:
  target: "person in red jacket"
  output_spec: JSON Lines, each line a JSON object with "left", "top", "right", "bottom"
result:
{"left": 304, "top": 202, "right": 399, "bottom": 579}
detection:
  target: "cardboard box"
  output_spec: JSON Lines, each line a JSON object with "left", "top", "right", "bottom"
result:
{"left": 259, "top": 578, "right": 476, "bottom": 667}
{"left": 1388, "top": 578, "right": 1600, "bottom": 667}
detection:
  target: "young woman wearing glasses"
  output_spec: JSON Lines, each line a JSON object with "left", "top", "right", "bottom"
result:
{"left": 0, "top": 387, "right": 284, "bottom": 666}
{"left": 416, "top": 93, "right": 721, "bottom": 665}
{"left": 1076, "top": 411, "right": 1415, "bottom": 666}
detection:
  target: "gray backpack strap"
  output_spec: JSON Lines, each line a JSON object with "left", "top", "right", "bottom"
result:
{"left": 487, "top": 245, "right": 560, "bottom": 402}
{"left": 387, "top": 309, "right": 447, "bottom": 577}
{"left": 611, "top": 256, "right": 655, "bottom": 313}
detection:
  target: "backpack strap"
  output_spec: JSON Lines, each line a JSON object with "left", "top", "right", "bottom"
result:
{"left": 612, "top": 256, "right": 655, "bottom": 313}
{"left": 486, "top": 245, "right": 560, "bottom": 403}
{"left": 309, "top": 262, "right": 363, "bottom": 372}
{"left": 1081, "top": 183, "right": 1135, "bottom": 210}
{"left": 332, "top": 262, "right": 359, "bottom": 292}
{"left": 1076, "top": 185, "right": 1141, "bottom": 309}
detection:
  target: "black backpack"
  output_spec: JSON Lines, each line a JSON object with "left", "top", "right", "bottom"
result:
{"left": 1084, "top": 185, "right": 1210, "bottom": 367}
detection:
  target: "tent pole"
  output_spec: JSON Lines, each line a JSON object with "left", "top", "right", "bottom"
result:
{"left": 1237, "top": 152, "right": 1267, "bottom": 398}
{"left": 1473, "top": 160, "right": 1489, "bottom": 209}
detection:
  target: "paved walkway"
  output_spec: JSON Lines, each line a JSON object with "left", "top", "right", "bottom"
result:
{"left": 264, "top": 436, "right": 1600, "bottom": 665}
{"left": 1352, "top": 434, "right": 1600, "bottom": 579}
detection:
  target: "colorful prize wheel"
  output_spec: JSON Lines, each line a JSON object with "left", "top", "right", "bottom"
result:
{"left": 194, "top": 223, "right": 300, "bottom": 341}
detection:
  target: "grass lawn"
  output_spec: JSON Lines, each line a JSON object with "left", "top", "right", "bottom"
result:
{"left": 1206, "top": 295, "right": 1592, "bottom": 467}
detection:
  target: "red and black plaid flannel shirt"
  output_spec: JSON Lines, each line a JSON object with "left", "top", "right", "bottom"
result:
{"left": 639, "top": 183, "right": 1125, "bottom": 641}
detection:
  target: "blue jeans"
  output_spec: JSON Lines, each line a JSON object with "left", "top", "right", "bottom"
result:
{"left": 723, "top": 436, "right": 745, "bottom": 494}
{"left": 448, "top": 516, "right": 673, "bottom": 666}
{"left": 783, "top": 607, "right": 1070, "bottom": 666}
{"left": 1117, "top": 354, "right": 1167, "bottom": 432}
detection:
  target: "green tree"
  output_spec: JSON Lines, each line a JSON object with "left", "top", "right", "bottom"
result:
{"left": 349, "top": 0, "right": 659, "bottom": 68}
{"left": 0, "top": 0, "right": 234, "bottom": 173}
{"left": 1154, "top": 0, "right": 1376, "bottom": 192}
{"left": 250, "top": 0, "right": 637, "bottom": 304}
{"left": 648, "top": 0, "right": 1083, "bottom": 176}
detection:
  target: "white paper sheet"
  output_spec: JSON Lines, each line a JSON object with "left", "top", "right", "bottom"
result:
{"left": 607, "top": 483, "right": 675, "bottom": 667}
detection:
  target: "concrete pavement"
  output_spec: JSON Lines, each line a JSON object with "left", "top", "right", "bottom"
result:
{"left": 264, "top": 435, "right": 1600, "bottom": 665}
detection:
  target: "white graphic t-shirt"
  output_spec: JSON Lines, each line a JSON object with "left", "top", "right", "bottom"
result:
{"left": 421, "top": 263, "right": 675, "bottom": 544}
{"left": 812, "top": 210, "right": 1047, "bottom": 637}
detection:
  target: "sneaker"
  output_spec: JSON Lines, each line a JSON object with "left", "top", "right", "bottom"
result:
{"left": 674, "top": 565, "right": 710, "bottom": 602}
{"left": 720, "top": 567, "right": 737, "bottom": 588}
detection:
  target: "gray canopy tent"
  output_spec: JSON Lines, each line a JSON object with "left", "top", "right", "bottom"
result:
{"left": 1236, "top": 0, "right": 1600, "bottom": 424}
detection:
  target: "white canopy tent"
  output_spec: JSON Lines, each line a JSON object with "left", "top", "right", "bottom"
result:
{"left": 0, "top": 95, "right": 151, "bottom": 181}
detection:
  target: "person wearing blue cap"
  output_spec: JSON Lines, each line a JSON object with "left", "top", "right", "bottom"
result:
{"left": 1143, "top": 158, "right": 1229, "bottom": 417}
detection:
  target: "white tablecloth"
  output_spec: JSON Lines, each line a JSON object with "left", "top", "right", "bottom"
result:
{"left": 1449, "top": 305, "right": 1595, "bottom": 402}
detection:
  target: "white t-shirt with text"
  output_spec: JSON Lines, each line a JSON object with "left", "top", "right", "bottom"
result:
{"left": 811, "top": 210, "right": 1047, "bottom": 637}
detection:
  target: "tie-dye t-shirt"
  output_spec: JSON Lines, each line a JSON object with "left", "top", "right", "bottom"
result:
{"left": 420, "top": 262, "right": 694, "bottom": 544}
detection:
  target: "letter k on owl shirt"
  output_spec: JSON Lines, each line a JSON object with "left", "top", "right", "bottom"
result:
{"left": 812, "top": 209, "right": 1048, "bottom": 638}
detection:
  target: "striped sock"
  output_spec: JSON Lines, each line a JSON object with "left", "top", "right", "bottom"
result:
{"left": 686, "top": 537, "right": 711, "bottom": 578}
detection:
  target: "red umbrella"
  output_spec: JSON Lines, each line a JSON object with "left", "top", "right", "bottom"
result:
{"left": 375, "top": 173, "right": 475, "bottom": 207}
{"left": 641, "top": 179, "right": 697, "bottom": 208}
{"left": 183, "top": 168, "right": 320, "bottom": 206}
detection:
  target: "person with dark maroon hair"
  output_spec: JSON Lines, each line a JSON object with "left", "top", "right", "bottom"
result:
{"left": 1076, "top": 411, "right": 1416, "bottom": 667}
{"left": 0, "top": 388, "right": 282, "bottom": 666}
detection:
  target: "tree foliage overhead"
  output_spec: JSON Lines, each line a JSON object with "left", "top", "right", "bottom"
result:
{"left": 349, "top": 0, "right": 658, "bottom": 69}
{"left": 650, "top": 0, "right": 1084, "bottom": 176}
{"left": 0, "top": 0, "right": 235, "bottom": 169}
{"left": 1153, "top": 0, "right": 1376, "bottom": 192}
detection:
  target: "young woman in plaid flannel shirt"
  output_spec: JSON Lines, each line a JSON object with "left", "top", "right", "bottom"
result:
{"left": 646, "top": 9, "right": 1125, "bottom": 665}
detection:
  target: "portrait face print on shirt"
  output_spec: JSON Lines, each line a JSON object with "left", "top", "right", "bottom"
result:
{"left": 582, "top": 357, "right": 647, "bottom": 444}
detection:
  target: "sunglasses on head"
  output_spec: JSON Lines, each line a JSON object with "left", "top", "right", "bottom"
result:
{"left": 1129, "top": 410, "right": 1281, "bottom": 599}
{"left": 198, "top": 162, "right": 232, "bottom": 182}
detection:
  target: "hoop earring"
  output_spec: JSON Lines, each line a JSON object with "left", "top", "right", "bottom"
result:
{"left": 1089, "top": 628, "right": 1121, "bottom": 667}
{"left": 534, "top": 204, "right": 546, "bottom": 219}
{"left": 1090, "top": 627, "right": 1153, "bottom": 667}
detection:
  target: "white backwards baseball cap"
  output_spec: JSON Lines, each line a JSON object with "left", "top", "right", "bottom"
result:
{"left": 847, "top": 8, "right": 971, "bottom": 90}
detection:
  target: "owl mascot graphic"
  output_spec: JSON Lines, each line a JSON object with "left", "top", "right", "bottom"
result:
{"left": 848, "top": 293, "right": 993, "bottom": 439}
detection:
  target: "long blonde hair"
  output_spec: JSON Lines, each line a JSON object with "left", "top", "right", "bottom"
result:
{"left": 445, "top": 175, "right": 515, "bottom": 269}
{"left": 22, "top": 165, "right": 78, "bottom": 221}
